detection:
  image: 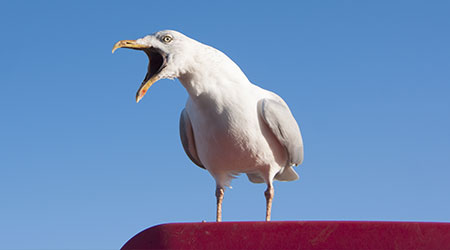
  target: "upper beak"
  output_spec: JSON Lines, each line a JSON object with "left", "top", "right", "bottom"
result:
{"left": 112, "top": 40, "right": 163, "bottom": 103}
{"left": 112, "top": 40, "right": 149, "bottom": 53}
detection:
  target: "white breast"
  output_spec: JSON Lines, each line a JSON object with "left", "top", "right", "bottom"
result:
{"left": 185, "top": 83, "right": 287, "bottom": 187}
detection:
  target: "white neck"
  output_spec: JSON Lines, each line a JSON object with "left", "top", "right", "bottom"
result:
{"left": 177, "top": 45, "right": 250, "bottom": 98}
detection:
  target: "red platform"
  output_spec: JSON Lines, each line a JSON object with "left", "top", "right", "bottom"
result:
{"left": 121, "top": 221, "right": 450, "bottom": 250}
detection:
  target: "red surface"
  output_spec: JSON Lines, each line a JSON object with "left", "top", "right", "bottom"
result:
{"left": 121, "top": 221, "right": 450, "bottom": 250}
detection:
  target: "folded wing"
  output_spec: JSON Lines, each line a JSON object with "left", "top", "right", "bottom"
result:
{"left": 258, "top": 98, "right": 304, "bottom": 167}
{"left": 179, "top": 109, "right": 205, "bottom": 169}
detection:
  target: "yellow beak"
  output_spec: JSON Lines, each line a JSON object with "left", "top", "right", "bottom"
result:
{"left": 135, "top": 75, "right": 160, "bottom": 103}
{"left": 112, "top": 40, "right": 149, "bottom": 53}
{"left": 112, "top": 40, "right": 161, "bottom": 103}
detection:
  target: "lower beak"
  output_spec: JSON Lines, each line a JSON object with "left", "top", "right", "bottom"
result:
{"left": 136, "top": 75, "right": 160, "bottom": 103}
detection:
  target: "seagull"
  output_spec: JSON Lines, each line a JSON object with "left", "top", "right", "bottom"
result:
{"left": 113, "top": 30, "right": 303, "bottom": 222}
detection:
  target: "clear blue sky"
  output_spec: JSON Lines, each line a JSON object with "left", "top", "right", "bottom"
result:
{"left": 1, "top": 1, "right": 449, "bottom": 249}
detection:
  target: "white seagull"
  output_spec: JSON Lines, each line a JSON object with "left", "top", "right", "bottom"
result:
{"left": 113, "top": 30, "right": 303, "bottom": 221}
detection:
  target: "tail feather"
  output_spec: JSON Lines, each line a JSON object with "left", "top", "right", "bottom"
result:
{"left": 246, "top": 173, "right": 265, "bottom": 183}
{"left": 275, "top": 167, "right": 299, "bottom": 182}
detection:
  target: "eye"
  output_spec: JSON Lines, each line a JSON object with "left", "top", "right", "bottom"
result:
{"left": 161, "top": 35, "right": 173, "bottom": 43}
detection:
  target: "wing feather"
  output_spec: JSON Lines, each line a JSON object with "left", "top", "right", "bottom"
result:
{"left": 179, "top": 109, "right": 205, "bottom": 169}
{"left": 258, "top": 99, "right": 304, "bottom": 166}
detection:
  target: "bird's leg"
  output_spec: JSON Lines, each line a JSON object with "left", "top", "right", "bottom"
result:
{"left": 215, "top": 186, "right": 224, "bottom": 222}
{"left": 264, "top": 184, "right": 274, "bottom": 221}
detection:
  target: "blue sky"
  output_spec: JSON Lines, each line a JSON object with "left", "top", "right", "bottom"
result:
{"left": 1, "top": 1, "right": 449, "bottom": 249}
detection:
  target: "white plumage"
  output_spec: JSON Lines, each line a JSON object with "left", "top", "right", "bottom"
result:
{"left": 113, "top": 30, "right": 303, "bottom": 221}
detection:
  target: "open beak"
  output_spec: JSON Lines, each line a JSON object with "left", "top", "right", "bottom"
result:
{"left": 112, "top": 40, "right": 166, "bottom": 103}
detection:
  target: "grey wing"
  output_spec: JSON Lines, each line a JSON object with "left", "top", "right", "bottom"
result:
{"left": 179, "top": 109, "right": 205, "bottom": 169}
{"left": 258, "top": 99, "right": 304, "bottom": 166}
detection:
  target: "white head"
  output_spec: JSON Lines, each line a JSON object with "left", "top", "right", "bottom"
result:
{"left": 112, "top": 30, "right": 200, "bottom": 102}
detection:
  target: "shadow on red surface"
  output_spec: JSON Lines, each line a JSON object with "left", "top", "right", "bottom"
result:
{"left": 121, "top": 221, "right": 450, "bottom": 250}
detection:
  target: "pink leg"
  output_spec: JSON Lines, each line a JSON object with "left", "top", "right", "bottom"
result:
{"left": 216, "top": 187, "right": 224, "bottom": 222}
{"left": 264, "top": 184, "right": 274, "bottom": 221}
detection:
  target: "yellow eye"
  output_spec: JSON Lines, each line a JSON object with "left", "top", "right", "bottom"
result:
{"left": 162, "top": 35, "right": 173, "bottom": 43}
